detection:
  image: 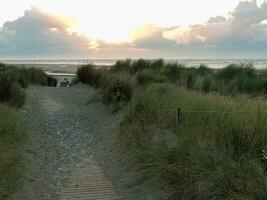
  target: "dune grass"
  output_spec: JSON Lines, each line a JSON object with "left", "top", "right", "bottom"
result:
{"left": 0, "top": 63, "right": 48, "bottom": 199}
{"left": 0, "top": 104, "right": 26, "bottom": 199}
{"left": 76, "top": 59, "right": 267, "bottom": 199}
{"left": 0, "top": 64, "right": 49, "bottom": 107}
{"left": 77, "top": 65, "right": 135, "bottom": 109}
{"left": 119, "top": 83, "right": 267, "bottom": 199}
{"left": 99, "top": 72, "right": 134, "bottom": 105}
{"left": 107, "top": 60, "right": 267, "bottom": 96}
{"left": 76, "top": 64, "right": 104, "bottom": 88}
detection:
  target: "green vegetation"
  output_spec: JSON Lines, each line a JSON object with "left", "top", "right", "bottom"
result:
{"left": 0, "top": 104, "right": 26, "bottom": 199}
{"left": 120, "top": 84, "right": 267, "bottom": 199}
{"left": 0, "top": 63, "right": 50, "bottom": 199}
{"left": 77, "top": 60, "right": 267, "bottom": 102}
{"left": 76, "top": 59, "right": 267, "bottom": 199}
{"left": 0, "top": 64, "right": 49, "bottom": 107}
{"left": 77, "top": 64, "right": 103, "bottom": 88}
{"left": 99, "top": 72, "right": 134, "bottom": 106}
{"left": 77, "top": 65, "right": 134, "bottom": 109}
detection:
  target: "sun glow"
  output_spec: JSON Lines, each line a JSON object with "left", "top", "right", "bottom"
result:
{"left": 74, "top": 25, "right": 133, "bottom": 43}
{"left": 0, "top": 0, "right": 248, "bottom": 43}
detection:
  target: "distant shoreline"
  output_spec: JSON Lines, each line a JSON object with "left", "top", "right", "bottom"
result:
{"left": 2, "top": 59, "right": 267, "bottom": 69}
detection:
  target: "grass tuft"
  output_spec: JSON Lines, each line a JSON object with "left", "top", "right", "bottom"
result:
{"left": 0, "top": 64, "right": 49, "bottom": 107}
{"left": 0, "top": 104, "right": 26, "bottom": 199}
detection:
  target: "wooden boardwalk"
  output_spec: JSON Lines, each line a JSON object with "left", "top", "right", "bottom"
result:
{"left": 60, "top": 159, "right": 122, "bottom": 200}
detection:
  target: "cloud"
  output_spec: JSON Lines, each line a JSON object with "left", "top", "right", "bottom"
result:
{"left": 89, "top": 25, "right": 183, "bottom": 59}
{"left": 97, "top": 0, "right": 267, "bottom": 58}
{"left": 208, "top": 16, "right": 227, "bottom": 24}
{"left": 130, "top": 25, "right": 177, "bottom": 50}
{"left": 0, "top": 7, "right": 92, "bottom": 58}
{"left": 229, "top": 0, "right": 267, "bottom": 24}
{"left": 159, "top": 0, "right": 267, "bottom": 57}
{"left": 1, "top": 1, "right": 267, "bottom": 59}
{"left": 100, "top": 0, "right": 267, "bottom": 58}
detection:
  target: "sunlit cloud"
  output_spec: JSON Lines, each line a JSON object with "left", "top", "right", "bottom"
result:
{"left": 0, "top": 7, "right": 92, "bottom": 58}
{"left": 1, "top": 0, "right": 267, "bottom": 58}
{"left": 161, "top": 0, "right": 267, "bottom": 46}
{"left": 0, "top": 0, "right": 246, "bottom": 42}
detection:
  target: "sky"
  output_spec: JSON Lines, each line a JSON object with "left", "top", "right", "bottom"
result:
{"left": 0, "top": 0, "right": 267, "bottom": 59}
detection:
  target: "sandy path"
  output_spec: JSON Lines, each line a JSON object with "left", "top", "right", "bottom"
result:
{"left": 14, "top": 85, "right": 122, "bottom": 200}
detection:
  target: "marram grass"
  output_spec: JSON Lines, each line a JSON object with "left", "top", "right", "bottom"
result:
{"left": 76, "top": 60, "right": 267, "bottom": 199}
{"left": 0, "top": 104, "right": 26, "bottom": 199}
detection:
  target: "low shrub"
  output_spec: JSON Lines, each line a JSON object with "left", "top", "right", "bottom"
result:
{"left": 150, "top": 59, "right": 164, "bottom": 72}
{"left": 217, "top": 63, "right": 255, "bottom": 83}
{"left": 21, "top": 67, "right": 48, "bottom": 86}
{"left": 0, "top": 73, "right": 13, "bottom": 102}
{"left": 100, "top": 73, "right": 134, "bottom": 105}
{"left": 0, "top": 72, "right": 25, "bottom": 107}
{"left": 111, "top": 59, "right": 165, "bottom": 74}
{"left": 197, "top": 63, "right": 211, "bottom": 76}
{"left": 186, "top": 72, "right": 195, "bottom": 89}
{"left": 77, "top": 65, "right": 102, "bottom": 87}
{"left": 77, "top": 65, "right": 94, "bottom": 84}
{"left": 201, "top": 76, "right": 213, "bottom": 93}
{"left": 130, "top": 59, "right": 151, "bottom": 74}
{"left": 110, "top": 59, "right": 131, "bottom": 72}
{"left": 163, "top": 63, "right": 182, "bottom": 83}
{"left": 136, "top": 69, "right": 168, "bottom": 85}
{"left": 0, "top": 64, "right": 48, "bottom": 107}
{"left": 9, "top": 84, "right": 26, "bottom": 107}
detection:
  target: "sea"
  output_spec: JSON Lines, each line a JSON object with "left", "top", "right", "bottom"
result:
{"left": 1, "top": 59, "right": 267, "bottom": 75}
{"left": 2, "top": 59, "right": 267, "bottom": 68}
